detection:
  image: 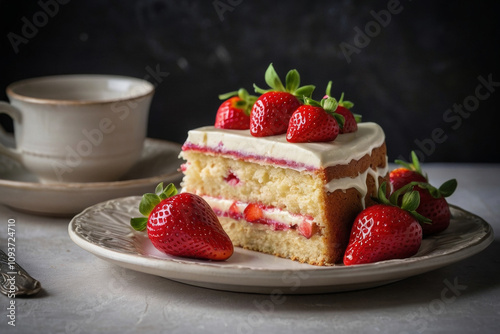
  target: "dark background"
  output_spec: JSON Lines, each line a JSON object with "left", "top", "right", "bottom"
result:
{"left": 1, "top": 0, "right": 499, "bottom": 163}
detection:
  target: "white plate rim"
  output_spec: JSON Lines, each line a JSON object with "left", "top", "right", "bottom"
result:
{"left": 68, "top": 197, "right": 494, "bottom": 294}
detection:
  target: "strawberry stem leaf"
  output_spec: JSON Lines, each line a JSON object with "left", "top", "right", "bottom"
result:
{"left": 303, "top": 97, "right": 322, "bottom": 107}
{"left": 254, "top": 63, "right": 315, "bottom": 99}
{"left": 325, "top": 81, "right": 332, "bottom": 97}
{"left": 139, "top": 193, "right": 161, "bottom": 217}
{"left": 264, "top": 63, "right": 285, "bottom": 91}
{"left": 377, "top": 182, "right": 391, "bottom": 205}
{"left": 322, "top": 97, "right": 338, "bottom": 113}
{"left": 394, "top": 151, "right": 428, "bottom": 180}
{"left": 159, "top": 183, "right": 178, "bottom": 200}
{"left": 155, "top": 182, "right": 164, "bottom": 195}
{"left": 218, "top": 91, "right": 238, "bottom": 100}
{"left": 438, "top": 179, "right": 457, "bottom": 197}
{"left": 131, "top": 182, "right": 179, "bottom": 231}
{"left": 333, "top": 113, "right": 345, "bottom": 129}
{"left": 401, "top": 190, "right": 420, "bottom": 212}
{"left": 130, "top": 217, "right": 148, "bottom": 231}
{"left": 285, "top": 69, "right": 300, "bottom": 93}
{"left": 294, "top": 85, "right": 316, "bottom": 100}
{"left": 377, "top": 182, "right": 432, "bottom": 224}
{"left": 338, "top": 92, "right": 354, "bottom": 109}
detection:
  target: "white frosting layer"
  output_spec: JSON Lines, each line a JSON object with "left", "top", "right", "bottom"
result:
{"left": 181, "top": 122, "right": 385, "bottom": 171}
{"left": 325, "top": 160, "right": 389, "bottom": 208}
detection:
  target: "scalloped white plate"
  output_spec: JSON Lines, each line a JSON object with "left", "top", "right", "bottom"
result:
{"left": 0, "top": 139, "right": 182, "bottom": 217}
{"left": 68, "top": 197, "right": 494, "bottom": 294}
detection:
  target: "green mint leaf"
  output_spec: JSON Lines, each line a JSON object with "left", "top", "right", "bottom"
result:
{"left": 130, "top": 217, "right": 148, "bottom": 231}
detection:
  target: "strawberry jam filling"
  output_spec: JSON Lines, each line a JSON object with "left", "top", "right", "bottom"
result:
{"left": 182, "top": 143, "right": 316, "bottom": 171}
{"left": 224, "top": 171, "right": 241, "bottom": 186}
{"left": 202, "top": 196, "right": 319, "bottom": 239}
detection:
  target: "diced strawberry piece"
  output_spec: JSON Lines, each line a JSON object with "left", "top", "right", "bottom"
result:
{"left": 298, "top": 220, "right": 314, "bottom": 239}
{"left": 228, "top": 201, "right": 242, "bottom": 220}
{"left": 224, "top": 171, "right": 240, "bottom": 186}
{"left": 243, "top": 203, "right": 264, "bottom": 222}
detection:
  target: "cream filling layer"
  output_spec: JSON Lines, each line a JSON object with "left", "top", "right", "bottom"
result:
{"left": 202, "top": 196, "right": 314, "bottom": 230}
{"left": 201, "top": 163, "right": 388, "bottom": 232}
{"left": 181, "top": 122, "right": 385, "bottom": 171}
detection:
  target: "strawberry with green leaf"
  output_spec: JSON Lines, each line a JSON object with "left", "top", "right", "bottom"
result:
{"left": 390, "top": 151, "right": 429, "bottom": 190}
{"left": 343, "top": 182, "right": 427, "bottom": 265}
{"left": 215, "top": 88, "right": 257, "bottom": 130}
{"left": 250, "top": 63, "right": 315, "bottom": 137}
{"left": 390, "top": 151, "right": 458, "bottom": 236}
{"left": 131, "top": 183, "right": 234, "bottom": 261}
{"left": 323, "top": 81, "right": 361, "bottom": 134}
{"left": 286, "top": 96, "right": 344, "bottom": 143}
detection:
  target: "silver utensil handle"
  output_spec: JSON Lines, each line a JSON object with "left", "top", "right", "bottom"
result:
{"left": 0, "top": 249, "right": 41, "bottom": 296}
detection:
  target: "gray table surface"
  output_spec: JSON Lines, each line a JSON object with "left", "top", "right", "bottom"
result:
{"left": 1, "top": 163, "right": 499, "bottom": 334}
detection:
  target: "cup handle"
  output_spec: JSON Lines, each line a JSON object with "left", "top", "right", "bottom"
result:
{"left": 0, "top": 101, "right": 22, "bottom": 162}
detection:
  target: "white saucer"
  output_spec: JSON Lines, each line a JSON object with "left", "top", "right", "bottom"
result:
{"left": 69, "top": 197, "right": 494, "bottom": 294}
{"left": 0, "top": 138, "right": 183, "bottom": 217}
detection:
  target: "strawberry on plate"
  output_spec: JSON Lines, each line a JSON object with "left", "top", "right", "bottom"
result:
{"left": 286, "top": 96, "right": 344, "bottom": 143}
{"left": 250, "top": 63, "right": 315, "bottom": 137}
{"left": 323, "top": 81, "right": 361, "bottom": 134}
{"left": 343, "top": 182, "right": 427, "bottom": 265}
{"left": 390, "top": 151, "right": 429, "bottom": 190}
{"left": 131, "top": 183, "right": 233, "bottom": 261}
{"left": 390, "top": 151, "right": 458, "bottom": 236}
{"left": 215, "top": 88, "right": 257, "bottom": 130}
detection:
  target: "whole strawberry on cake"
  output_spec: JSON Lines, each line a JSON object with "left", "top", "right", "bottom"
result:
{"left": 179, "top": 64, "right": 390, "bottom": 266}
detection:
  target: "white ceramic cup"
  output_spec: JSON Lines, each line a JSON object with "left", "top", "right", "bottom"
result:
{"left": 0, "top": 74, "right": 154, "bottom": 183}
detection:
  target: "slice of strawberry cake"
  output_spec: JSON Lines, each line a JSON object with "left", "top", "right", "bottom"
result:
{"left": 179, "top": 64, "right": 389, "bottom": 265}
{"left": 180, "top": 122, "right": 388, "bottom": 265}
